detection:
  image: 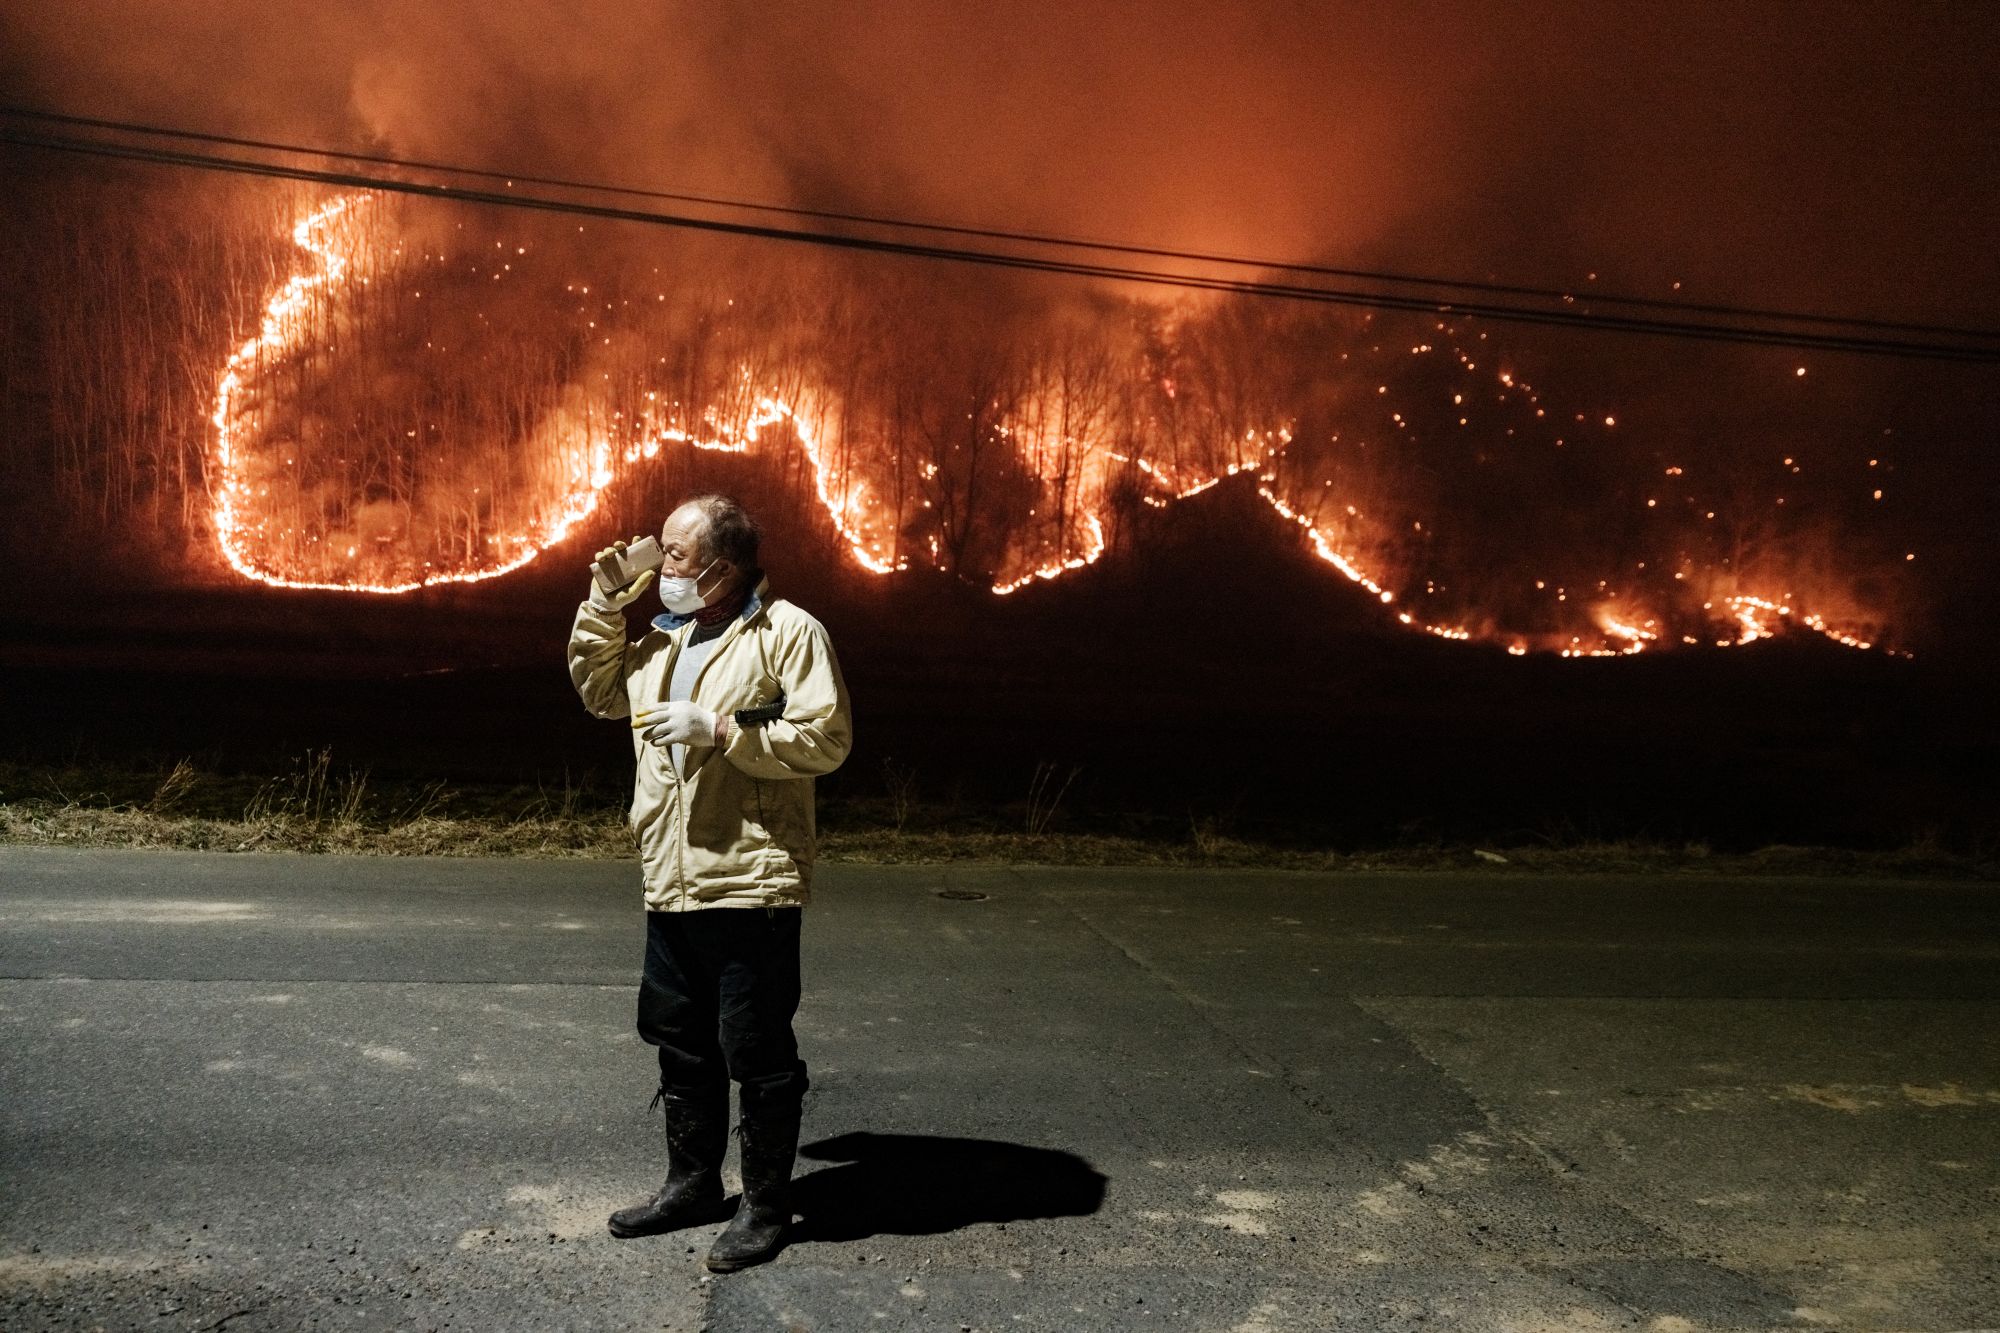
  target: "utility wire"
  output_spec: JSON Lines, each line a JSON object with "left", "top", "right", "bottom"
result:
{"left": 5, "top": 121, "right": 1998, "bottom": 362}
{"left": 7, "top": 104, "right": 1993, "bottom": 343}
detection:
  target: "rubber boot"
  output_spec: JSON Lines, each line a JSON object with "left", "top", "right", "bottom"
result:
{"left": 704, "top": 1106, "right": 801, "bottom": 1271}
{"left": 608, "top": 1087, "right": 729, "bottom": 1238}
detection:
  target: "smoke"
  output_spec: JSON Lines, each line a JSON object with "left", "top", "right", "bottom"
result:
{"left": 3, "top": 1, "right": 1995, "bottom": 654}
{"left": 8, "top": 2, "right": 1995, "bottom": 308}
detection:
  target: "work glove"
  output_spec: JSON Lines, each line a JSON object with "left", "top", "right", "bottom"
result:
{"left": 634, "top": 701, "right": 727, "bottom": 749}
{"left": 587, "top": 541, "right": 657, "bottom": 613}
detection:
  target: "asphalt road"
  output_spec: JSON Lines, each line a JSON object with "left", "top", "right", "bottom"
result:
{"left": 2, "top": 849, "right": 1996, "bottom": 1332}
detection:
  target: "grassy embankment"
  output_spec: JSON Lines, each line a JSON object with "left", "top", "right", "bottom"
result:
{"left": 1, "top": 752, "right": 1992, "bottom": 877}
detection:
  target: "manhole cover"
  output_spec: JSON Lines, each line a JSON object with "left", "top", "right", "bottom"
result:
{"left": 935, "top": 889, "right": 989, "bottom": 901}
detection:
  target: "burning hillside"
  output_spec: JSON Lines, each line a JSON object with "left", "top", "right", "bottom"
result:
{"left": 208, "top": 192, "right": 1907, "bottom": 657}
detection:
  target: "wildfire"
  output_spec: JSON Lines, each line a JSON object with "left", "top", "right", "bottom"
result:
{"left": 210, "top": 193, "right": 1904, "bottom": 658}
{"left": 1595, "top": 612, "right": 1659, "bottom": 656}
{"left": 1726, "top": 595, "right": 1787, "bottom": 645}
{"left": 212, "top": 198, "right": 899, "bottom": 591}
{"left": 757, "top": 396, "right": 904, "bottom": 575}
{"left": 1257, "top": 487, "right": 1399, "bottom": 606}
{"left": 992, "top": 514, "right": 1107, "bottom": 594}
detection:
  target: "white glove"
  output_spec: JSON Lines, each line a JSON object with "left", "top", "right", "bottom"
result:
{"left": 587, "top": 541, "right": 656, "bottom": 612}
{"left": 634, "top": 701, "right": 725, "bottom": 748}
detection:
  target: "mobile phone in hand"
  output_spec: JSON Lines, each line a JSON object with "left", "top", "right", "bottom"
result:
{"left": 593, "top": 536, "right": 665, "bottom": 594}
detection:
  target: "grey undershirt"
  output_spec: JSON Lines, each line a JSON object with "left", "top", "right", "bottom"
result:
{"left": 666, "top": 620, "right": 729, "bottom": 776}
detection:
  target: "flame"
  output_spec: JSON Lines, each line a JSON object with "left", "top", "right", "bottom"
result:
{"left": 992, "top": 513, "right": 1106, "bottom": 594}
{"left": 209, "top": 193, "right": 1904, "bottom": 659}
{"left": 1257, "top": 487, "right": 1398, "bottom": 605}
{"left": 1726, "top": 595, "right": 1787, "bottom": 645}
{"left": 1593, "top": 611, "right": 1659, "bottom": 656}
{"left": 757, "top": 396, "right": 904, "bottom": 575}
{"left": 212, "top": 198, "right": 898, "bottom": 590}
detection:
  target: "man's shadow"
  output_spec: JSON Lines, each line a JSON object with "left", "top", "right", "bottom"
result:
{"left": 790, "top": 1132, "right": 1107, "bottom": 1241}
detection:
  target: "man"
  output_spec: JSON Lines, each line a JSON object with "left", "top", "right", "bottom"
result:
{"left": 568, "top": 494, "right": 852, "bottom": 1272}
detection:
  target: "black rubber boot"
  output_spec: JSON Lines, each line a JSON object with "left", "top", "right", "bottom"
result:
{"left": 608, "top": 1087, "right": 729, "bottom": 1238}
{"left": 704, "top": 1106, "right": 801, "bottom": 1271}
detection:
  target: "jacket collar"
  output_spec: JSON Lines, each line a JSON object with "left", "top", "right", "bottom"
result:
{"left": 651, "top": 572, "right": 769, "bottom": 634}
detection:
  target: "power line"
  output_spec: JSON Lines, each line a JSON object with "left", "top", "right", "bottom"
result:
{"left": 4, "top": 120, "right": 1997, "bottom": 362}
{"left": 7, "top": 104, "right": 1992, "bottom": 343}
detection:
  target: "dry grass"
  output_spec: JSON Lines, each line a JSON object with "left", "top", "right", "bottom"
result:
{"left": 0, "top": 751, "right": 630, "bottom": 859}
{"left": 820, "top": 828, "right": 1994, "bottom": 877}
{"left": 0, "top": 753, "right": 1992, "bottom": 877}
{"left": 2, "top": 801, "right": 1992, "bottom": 879}
{"left": 0, "top": 794, "right": 632, "bottom": 859}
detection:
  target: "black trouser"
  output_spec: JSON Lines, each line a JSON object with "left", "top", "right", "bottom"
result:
{"left": 637, "top": 907, "right": 809, "bottom": 1118}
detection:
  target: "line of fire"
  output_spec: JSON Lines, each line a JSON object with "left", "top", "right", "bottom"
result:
{"left": 7, "top": 157, "right": 1937, "bottom": 662}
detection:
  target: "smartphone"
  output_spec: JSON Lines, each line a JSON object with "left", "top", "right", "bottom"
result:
{"left": 593, "top": 536, "right": 665, "bottom": 594}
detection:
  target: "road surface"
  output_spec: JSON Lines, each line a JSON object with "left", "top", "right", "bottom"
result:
{"left": 2, "top": 849, "right": 1996, "bottom": 1331}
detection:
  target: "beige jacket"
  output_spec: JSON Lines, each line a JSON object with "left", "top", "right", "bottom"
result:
{"left": 568, "top": 575, "right": 853, "bottom": 911}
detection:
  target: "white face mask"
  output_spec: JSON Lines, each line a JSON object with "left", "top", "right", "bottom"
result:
{"left": 657, "top": 558, "right": 719, "bottom": 615}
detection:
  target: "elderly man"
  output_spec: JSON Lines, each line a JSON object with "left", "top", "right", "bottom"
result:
{"left": 569, "top": 494, "right": 852, "bottom": 1272}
